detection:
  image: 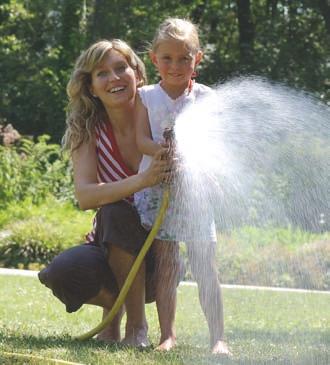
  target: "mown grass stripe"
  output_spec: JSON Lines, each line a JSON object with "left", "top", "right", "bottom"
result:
{"left": 1, "top": 268, "right": 329, "bottom": 294}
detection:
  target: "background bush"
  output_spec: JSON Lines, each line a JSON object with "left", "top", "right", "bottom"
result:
{"left": 0, "top": 135, "right": 74, "bottom": 208}
{"left": 0, "top": 198, "right": 94, "bottom": 270}
{"left": 0, "top": 136, "right": 328, "bottom": 290}
{"left": 0, "top": 194, "right": 328, "bottom": 290}
{"left": 216, "top": 233, "right": 330, "bottom": 290}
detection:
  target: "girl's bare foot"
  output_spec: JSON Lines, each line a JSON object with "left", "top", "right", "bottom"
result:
{"left": 211, "top": 340, "right": 232, "bottom": 356}
{"left": 121, "top": 325, "right": 150, "bottom": 347}
{"left": 155, "top": 336, "right": 176, "bottom": 351}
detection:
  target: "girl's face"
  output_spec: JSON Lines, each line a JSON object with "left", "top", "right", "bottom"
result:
{"left": 90, "top": 49, "right": 140, "bottom": 109}
{"left": 151, "top": 39, "right": 202, "bottom": 91}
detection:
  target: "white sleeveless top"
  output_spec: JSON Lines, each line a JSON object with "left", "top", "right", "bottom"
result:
{"left": 135, "top": 82, "right": 216, "bottom": 242}
{"left": 138, "top": 82, "right": 211, "bottom": 173}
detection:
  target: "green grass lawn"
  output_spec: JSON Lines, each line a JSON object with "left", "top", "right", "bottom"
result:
{"left": 0, "top": 275, "right": 329, "bottom": 365}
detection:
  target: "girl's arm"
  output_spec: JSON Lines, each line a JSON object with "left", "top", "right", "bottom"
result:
{"left": 135, "top": 94, "right": 163, "bottom": 156}
{"left": 73, "top": 137, "right": 168, "bottom": 210}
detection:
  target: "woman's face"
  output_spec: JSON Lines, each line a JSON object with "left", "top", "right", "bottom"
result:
{"left": 90, "top": 49, "right": 139, "bottom": 109}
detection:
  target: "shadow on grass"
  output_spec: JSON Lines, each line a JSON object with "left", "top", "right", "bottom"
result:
{"left": 228, "top": 327, "right": 330, "bottom": 343}
{"left": 0, "top": 331, "right": 155, "bottom": 353}
{"left": 1, "top": 328, "right": 329, "bottom": 365}
{"left": 181, "top": 328, "right": 330, "bottom": 365}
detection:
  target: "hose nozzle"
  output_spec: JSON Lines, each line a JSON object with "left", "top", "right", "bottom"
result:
{"left": 162, "top": 127, "right": 179, "bottom": 185}
{"left": 163, "top": 127, "right": 176, "bottom": 149}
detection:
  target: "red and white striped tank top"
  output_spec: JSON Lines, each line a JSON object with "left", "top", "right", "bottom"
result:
{"left": 86, "top": 121, "right": 135, "bottom": 242}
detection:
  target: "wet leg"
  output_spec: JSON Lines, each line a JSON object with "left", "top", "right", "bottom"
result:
{"left": 187, "top": 242, "right": 231, "bottom": 355}
{"left": 153, "top": 239, "right": 180, "bottom": 351}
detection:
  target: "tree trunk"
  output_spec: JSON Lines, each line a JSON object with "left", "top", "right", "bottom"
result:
{"left": 318, "top": 0, "right": 330, "bottom": 34}
{"left": 60, "top": 0, "right": 84, "bottom": 68}
{"left": 266, "top": 0, "right": 278, "bottom": 21}
{"left": 89, "top": 0, "right": 104, "bottom": 42}
{"left": 236, "top": 0, "right": 255, "bottom": 70}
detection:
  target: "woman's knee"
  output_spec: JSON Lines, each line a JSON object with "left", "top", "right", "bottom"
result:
{"left": 99, "top": 200, "right": 136, "bottom": 226}
{"left": 38, "top": 250, "right": 74, "bottom": 287}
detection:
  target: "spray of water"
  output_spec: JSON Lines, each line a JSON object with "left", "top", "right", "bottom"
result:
{"left": 172, "top": 76, "right": 329, "bottom": 234}
{"left": 164, "top": 77, "right": 329, "bottom": 362}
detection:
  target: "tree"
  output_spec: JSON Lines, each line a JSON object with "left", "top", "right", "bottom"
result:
{"left": 0, "top": 0, "right": 328, "bottom": 142}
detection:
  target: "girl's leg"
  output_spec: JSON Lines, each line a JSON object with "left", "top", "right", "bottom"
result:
{"left": 187, "top": 241, "right": 231, "bottom": 355}
{"left": 108, "top": 244, "right": 149, "bottom": 347}
{"left": 152, "top": 239, "right": 181, "bottom": 351}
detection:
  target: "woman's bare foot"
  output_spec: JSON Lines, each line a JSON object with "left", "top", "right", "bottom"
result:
{"left": 155, "top": 336, "right": 176, "bottom": 351}
{"left": 95, "top": 324, "right": 121, "bottom": 344}
{"left": 211, "top": 340, "right": 232, "bottom": 356}
{"left": 96, "top": 335, "right": 118, "bottom": 344}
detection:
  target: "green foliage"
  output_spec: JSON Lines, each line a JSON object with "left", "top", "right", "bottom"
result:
{"left": 0, "top": 198, "right": 94, "bottom": 270}
{"left": 252, "top": 136, "right": 330, "bottom": 231}
{"left": 0, "top": 0, "right": 68, "bottom": 140}
{"left": 0, "top": 0, "right": 329, "bottom": 142}
{"left": 0, "top": 136, "right": 79, "bottom": 269}
{"left": 214, "top": 129, "right": 330, "bottom": 233}
{"left": 217, "top": 229, "right": 330, "bottom": 290}
{"left": 0, "top": 223, "right": 62, "bottom": 270}
{"left": 230, "top": 225, "right": 328, "bottom": 249}
{"left": 0, "top": 135, "right": 74, "bottom": 207}
{"left": 1, "top": 193, "right": 328, "bottom": 290}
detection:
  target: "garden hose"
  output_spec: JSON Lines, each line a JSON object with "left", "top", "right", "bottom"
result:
{"left": 2, "top": 351, "right": 85, "bottom": 365}
{"left": 76, "top": 188, "right": 170, "bottom": 341}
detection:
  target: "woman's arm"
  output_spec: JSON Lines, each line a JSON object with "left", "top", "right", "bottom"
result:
{"left": 72, "top": 137, "right": 169, "bottom": 210}
{"left": 135, "top": 94, "right": 163, "bottom": 156}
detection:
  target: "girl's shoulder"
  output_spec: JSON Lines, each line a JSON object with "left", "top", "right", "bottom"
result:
{"left": 138, "top": 83, "right": 159, "bottom": 94}
{"left": 193, "top": 82, "right": 213, "bottom": 96}
{"left": 138, "top": 84, "right": 163, "bottom": 108}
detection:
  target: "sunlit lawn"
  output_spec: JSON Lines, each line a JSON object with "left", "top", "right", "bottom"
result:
{"left": 0, "top": 274, "right": 329, "bottom": 365}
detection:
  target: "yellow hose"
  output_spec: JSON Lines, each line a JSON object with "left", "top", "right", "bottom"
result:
{"left": 76, "top": 188, "right": 170, "bottom": 340}
{"left": 2, "top": 351, "right": 85, "bottom": 365}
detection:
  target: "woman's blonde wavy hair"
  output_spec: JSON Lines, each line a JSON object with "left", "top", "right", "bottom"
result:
{"left": 62, "top": 39, "right": 147, "bottom": 153}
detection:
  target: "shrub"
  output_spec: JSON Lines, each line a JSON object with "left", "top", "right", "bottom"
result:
{"left": 0, "top": 199, "right": 94, "bottom": 270}
{"left": 216, "top": 228, "right": 330, "bottom": 290}
{"left": 0, "top": 219, "right": 66, "bottom": 269}
{"left": 0, "top": 135, "right": 74, "bottom": 208}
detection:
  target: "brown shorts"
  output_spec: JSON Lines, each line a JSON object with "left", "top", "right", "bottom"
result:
{"left": 38, "top": 200, "right": 156, "bottom": 313}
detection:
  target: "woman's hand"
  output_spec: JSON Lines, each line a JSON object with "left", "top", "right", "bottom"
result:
{"left": 140, "top": 148, "right": 171, "bottom": 187}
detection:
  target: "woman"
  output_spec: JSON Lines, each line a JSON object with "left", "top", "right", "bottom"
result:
{"left": 38, "top": 39, "right": 180, "bottom": 347}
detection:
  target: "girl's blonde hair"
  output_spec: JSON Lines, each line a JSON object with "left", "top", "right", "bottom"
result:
{"left": 151, "top": 18, "right": 200, "bottom": 54}
{"left": 62, "top": 39, "right": 147, "bottom": 153}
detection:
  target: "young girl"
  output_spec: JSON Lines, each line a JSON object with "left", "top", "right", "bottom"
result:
{"left": 135, "top": 18, "right": 231, "bottom": 355}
